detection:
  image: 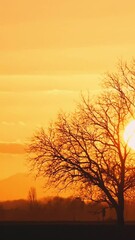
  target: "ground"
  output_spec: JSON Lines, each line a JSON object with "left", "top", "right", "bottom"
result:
{"left": 0, "top": 221, "right": 135, "bottom": 240}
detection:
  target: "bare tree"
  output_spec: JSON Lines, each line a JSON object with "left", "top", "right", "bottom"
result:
{"left": 27, "top": 60, "right": 135, "bottom": 226}
{"left": 28, "top": 187, "right": 37, "bottom": 209}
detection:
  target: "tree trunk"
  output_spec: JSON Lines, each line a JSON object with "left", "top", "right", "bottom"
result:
{"left": 116, "top": 163, "right": 125, "bottom": 227}
{"left": 116, "top": 206, "right": 124, "bottom": 227}
{"left": 115, "top": 189, "right": 125, "bottom": 227}
{"left": 114, "top": 206, "right": 125, "bottom": 240}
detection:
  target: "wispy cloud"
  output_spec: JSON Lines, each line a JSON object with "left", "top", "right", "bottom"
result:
{"left": 18, "top": 121, "right": 26, "bottom": 126}
{"left": 0, "top": 142, "right": 25, "bottom": 154}
{"left": 1, "top": 121, "right": 26, "bottom": 126}
{"left": 0, "top": 74, "right": 101, "bottom": 92}
{"left": 1, "top": 121, "right": 15, "bottom": 126}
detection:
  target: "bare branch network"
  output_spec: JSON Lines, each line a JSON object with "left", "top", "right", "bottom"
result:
{"left": 27, "top": 59, "right": 135, "bottom": 225}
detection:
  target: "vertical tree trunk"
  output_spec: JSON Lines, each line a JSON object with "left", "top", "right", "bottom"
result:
{"left": 116, "top": 189, "right": 125, "bottom": 227}
{"left": 116, "top": 206, "right": 124, "bottom": 227}
{"left": 115, "top": 205, "right": 125, "bottom": 240}
{"left": 116, "top": 161, "right": 125, "bottom": 227}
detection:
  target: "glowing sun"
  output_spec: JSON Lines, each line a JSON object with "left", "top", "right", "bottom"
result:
{"left": 124, "top": 120, "right": 135, "bottom": 150}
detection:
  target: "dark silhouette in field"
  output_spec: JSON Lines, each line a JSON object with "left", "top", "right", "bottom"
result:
{"left": 0, "top": 197, "right": 109, "bottom": 221}
{"left": 0, "top": 197, "right": 135, "bottom": 239}
{"left": 27, "top": 59, "right": 135, "bottom": 227}
{"left": 0, "top": 196, "right": 135, "bottom": 222}
{"left": 102, "top": 207, "right": 106, "bottom": 221}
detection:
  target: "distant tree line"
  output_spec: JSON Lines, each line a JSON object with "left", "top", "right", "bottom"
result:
{"left": 0, "top": 197, "right": 134, "bottom": 222}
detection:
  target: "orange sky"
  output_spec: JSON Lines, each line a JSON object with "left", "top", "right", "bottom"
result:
{"left": 0, "top": 0, "right": 135, "bottom": 199}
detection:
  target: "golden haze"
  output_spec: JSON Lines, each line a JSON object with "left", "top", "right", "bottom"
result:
{"left": 0, "top": 0, "right": 135, "bottom": 200}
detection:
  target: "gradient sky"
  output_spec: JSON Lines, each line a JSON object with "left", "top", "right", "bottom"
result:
{"left": 0, "top": 0, "right": 135, "bottom": 182}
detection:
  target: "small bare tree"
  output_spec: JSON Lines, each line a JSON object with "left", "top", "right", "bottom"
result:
{"left": 28, "top": 187, "right": 37, "bottom": 209}
{"left": 27, "top": 60, "right": 135, "bottom": 226}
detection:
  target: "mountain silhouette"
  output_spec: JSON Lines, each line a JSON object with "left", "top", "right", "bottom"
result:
{"left": 0, "top": 172, "right": 47, "bottom": 201}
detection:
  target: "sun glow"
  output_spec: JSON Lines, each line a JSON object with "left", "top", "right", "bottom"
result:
{"left": 124, "top": 120, "right": 135, "bottom": 150}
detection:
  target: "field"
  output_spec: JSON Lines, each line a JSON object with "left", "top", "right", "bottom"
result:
{"left": 0, "top": 221, "right": 135, "bottom": 240}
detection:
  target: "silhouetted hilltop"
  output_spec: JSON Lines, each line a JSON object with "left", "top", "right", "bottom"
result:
{"left": 0, "top": 173, "right": 49, "bottom": 201}
{"left": 0, "top": 173, "right": 72, "bottom": 201}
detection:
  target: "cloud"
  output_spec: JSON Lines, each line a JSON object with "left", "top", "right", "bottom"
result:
{"left": 45, "top": 89, "right": 77, "bottom": 96}
{"left": 0, "top": 74, "right": 101, "bottom": 93}
{"left": 18, "top": 121, "right": 26, "bottom": 126}
{"left": 1, "top": 121, "right": 15, "bottom": 126}
{"left": 0, "top": 142, "right": 25, "bottom": 154}
{"left": 1, "top": 121, "right": 26, "bottom": 127}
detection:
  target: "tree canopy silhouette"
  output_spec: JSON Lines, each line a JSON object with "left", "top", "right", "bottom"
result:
{"left": 27, "top": 60, "right": 135, "bottom": 226}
